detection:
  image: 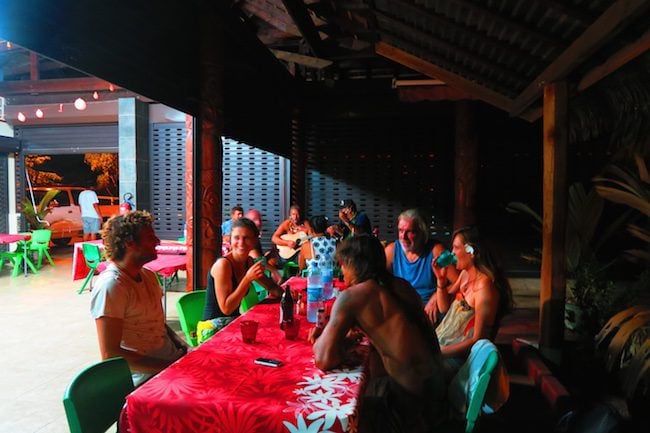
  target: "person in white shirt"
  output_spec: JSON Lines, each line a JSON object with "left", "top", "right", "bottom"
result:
{"left": 78, "top": 187, "right": 102, "bottom": 241}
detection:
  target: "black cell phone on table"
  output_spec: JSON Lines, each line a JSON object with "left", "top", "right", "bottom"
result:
{"left": 254, "top": 358, "right": 283, "bottom": 367}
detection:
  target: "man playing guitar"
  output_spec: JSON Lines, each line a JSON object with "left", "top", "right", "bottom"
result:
{"left": 271, "top": 204, "right": 312, "bottom": 263}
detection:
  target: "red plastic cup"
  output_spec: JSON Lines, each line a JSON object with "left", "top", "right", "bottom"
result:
{"left": 240, "top": 320, "right": 259, "bottom": 344}
{"left": 283, "top": 318, "right": 301, "bottom": 340}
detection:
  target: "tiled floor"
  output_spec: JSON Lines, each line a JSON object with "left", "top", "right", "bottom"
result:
{"left": 0, "top": 246, "right": 187, "bottom": 433}
{"left": 0, "top": 245, "right": 540, "bottom": 433}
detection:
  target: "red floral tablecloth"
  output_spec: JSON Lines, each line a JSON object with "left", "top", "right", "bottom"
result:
{"left": 120, "top": 303, "right": 366, "bottom": 433}
{"left": 71, "top": 240, "right": 187, "bottom": 280}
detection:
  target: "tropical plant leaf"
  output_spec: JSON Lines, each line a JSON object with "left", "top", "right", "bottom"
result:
{"left": 506, "top": 202, "right": 542, "bottom": 225}
{"left": 622, "top": 249, "right": 650, "bottom": 264}
{"left": 20, "top": 189, "right": 60, "bottom": 229}
{"left": 595, "top": 186, "right": 650, "bottom": 216}
{"left": 627, "top": 224, "right": 650, "bottom": 243}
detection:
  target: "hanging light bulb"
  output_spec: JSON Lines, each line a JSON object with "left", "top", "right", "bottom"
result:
{"left": 6, "top": 41, "right": 12, "bottom": 49}
{"left": 35, "top": 108, "right": 44, "bottom": 118}
{"left": 109, "top": 84, "right": 115, "bottom": 92}
{"left": 92, "top": 91, "right": 99, "bottom": 100}
{"left": 58, "top": 103, "right": 64, "bottom": 113}
{"left": 17, "top": 112, "right": 26, "bottom": 122}
{"left": 74, "top": 97, "right": 87, "bottom": 110}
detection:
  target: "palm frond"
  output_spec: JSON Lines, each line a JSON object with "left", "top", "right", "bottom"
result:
{"left": 627, "top": 224, "right": 650, "bottom": 243}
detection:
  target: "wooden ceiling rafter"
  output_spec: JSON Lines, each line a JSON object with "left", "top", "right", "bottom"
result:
{"left": 510, "top": 0, "right": 650, "bottom": 116}
{"left": 281, "top": 0, "right": 329, "bottom": 57}
{"left": 375, "top": 41, "right": 515, "bottom": 113}
{"left": 382, "top": 0, "right": 545, "bottom": 67}
{"left": 523, "top": 28, "right": 650, "bottom": 123}
{"left": 0, "top": 77, "right": 117, "bottom": 95}
{"left": 375, "top": 11, "right": 529, "bottom": 89}
{"left": 577, "top": 27, "right": 650, "bottom": 92}
{"left": 241, "top": 0, "right": 302, "bottom": 36}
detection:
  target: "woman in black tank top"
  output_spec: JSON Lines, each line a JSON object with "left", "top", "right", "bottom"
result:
{"left": 198, "top": 218, "right": 282, "bottom": 343}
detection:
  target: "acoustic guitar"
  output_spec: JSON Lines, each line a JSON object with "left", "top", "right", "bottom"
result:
{"left": 277, "top": 232, "right": 313, "bottom": 260}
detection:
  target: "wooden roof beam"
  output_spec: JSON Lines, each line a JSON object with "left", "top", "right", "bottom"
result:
{"left": 511, "top": 0, "right": 650, "bottom": 116}
{"left": 578, "top": 27, "right": 650, "bottom": 92}
{"left": 521, "top": 28, "right": 650, "bottom": 123}
{"left": 383, "top": 0, "right": 544, "bottom": 65}
{"left": 375, "top": 41, "right": 515, "bottom": 113}
{"left": 241, "top": 0, "right": 301, "bottom": 36}
{"left": 281, "top": 0, "right": 328, "bottom": 57}
{"left": 0, "top": 77, "right": 118, "bottom": 94}
{"left": 445, "top": 0, "right": 563, "bottom": 52}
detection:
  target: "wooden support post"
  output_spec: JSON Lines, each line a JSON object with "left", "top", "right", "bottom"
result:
{"left": 191, "top": 6, "right": 224, "bottom": 289}
{"left": 184, "top": 114, "right": 194, "bottom": 292}
{"left": 539, "top": 82, "right": 568, "bottom": 363}
{"left": 453, "top": 100, "right": 478, "bottom": 230}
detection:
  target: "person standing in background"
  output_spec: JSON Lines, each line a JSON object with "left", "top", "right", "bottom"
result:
{"left": 221, "top": 206, "right": 244, "bottom": 245}
{"left": 78, "top": 185, "right": 102, "bottom": 241}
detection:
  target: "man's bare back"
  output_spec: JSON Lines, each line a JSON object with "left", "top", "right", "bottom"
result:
{"left": 314, "top": 276, "right": 444, "bottom": 396}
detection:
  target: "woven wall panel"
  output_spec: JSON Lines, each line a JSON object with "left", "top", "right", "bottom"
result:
{"left": 305, "top": 117, "right": 453, "bottom": 243}
{"left": 222, "top": 138, "right": 284, "bottom": 251}
{"left": 150, "top": 123, "right": 185, "bottom": 240}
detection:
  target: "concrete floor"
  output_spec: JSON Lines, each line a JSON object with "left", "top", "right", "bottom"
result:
{"left": 0, "top": 245, "right": 540, "bottom": 433}
{"left": 0, "top": 246, "right": 186, "bottom": 433}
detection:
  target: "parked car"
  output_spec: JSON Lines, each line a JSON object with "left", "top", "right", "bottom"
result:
{"left": 27, "top": 186, "right": 119, "bottom": 246}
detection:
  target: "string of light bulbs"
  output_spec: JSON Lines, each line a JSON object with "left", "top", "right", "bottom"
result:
{"left": 14, "top": 85, "right": 116, "bottom": 123}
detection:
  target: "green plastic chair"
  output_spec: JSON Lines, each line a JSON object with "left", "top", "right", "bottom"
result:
{"left": 27, "top": 229, "right": 55, "bottom": 269}
{"left": 78, "top": 243, "right": 104, "bottom": 294}
{"left": 0, "top": 250, "right": 38, "bottom": 276}
{"left": 176, "top": 290, "right": 207, "bottom": 347}
{"left": 464, "top": 350, "right": 499, "bottom": 432}
{"left": 448, "top": 340, "right": 502, "bottom": 433}
{"left": 63, "top": 357, "right": 134, "bottom": 433}
{"left": 240, "top": 281, "right": 268, "bottom": 313}
{"left": 282, "top": 261, "right": 299, "bottom": 279}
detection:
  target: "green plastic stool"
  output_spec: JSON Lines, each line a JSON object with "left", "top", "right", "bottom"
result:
{"left": 27, "top": 229, "right": 55, "bottom": 269}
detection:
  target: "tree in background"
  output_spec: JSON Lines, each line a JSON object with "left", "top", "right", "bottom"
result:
{"left": 84, "top": 153, "right": 118, "bottom": 195}
{"left": 25, "top": 155, "right": 63, "bottom": 185}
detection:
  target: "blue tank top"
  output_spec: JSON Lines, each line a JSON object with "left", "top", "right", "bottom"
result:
{"left": 392, "top": 241, "right": 436, "bottom": 304}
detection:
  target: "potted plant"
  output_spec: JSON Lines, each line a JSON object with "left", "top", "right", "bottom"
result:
{"left": 20, "top": 189, "right": 60, "bottom": 230}
{"left": 506, "top": 182, "right": 631, "bottom": 334}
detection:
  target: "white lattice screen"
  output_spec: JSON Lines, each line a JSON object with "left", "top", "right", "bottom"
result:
{"left": 150, "top": 123, "right": 186, "bottom": 239}
{"left": 222, "top": 138, "right": 286, "bottom": 251}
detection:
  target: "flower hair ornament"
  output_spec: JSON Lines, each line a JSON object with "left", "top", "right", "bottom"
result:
{"left": 465, "top": 244, "right": 475, "bottom": 255}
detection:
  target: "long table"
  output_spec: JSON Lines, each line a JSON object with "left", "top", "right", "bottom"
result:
{"left": 120, "top": 302, "right": 367, "bottom": 433}
{"left": 71, "top": 240, "right": 187, "bottom": 281}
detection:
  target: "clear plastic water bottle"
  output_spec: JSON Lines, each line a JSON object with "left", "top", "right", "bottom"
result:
{"left": 306, "top": 259, "right": 322, "bottom": 323}
{"left": 320, "top": 257, "right": 334, "bottom": 300}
